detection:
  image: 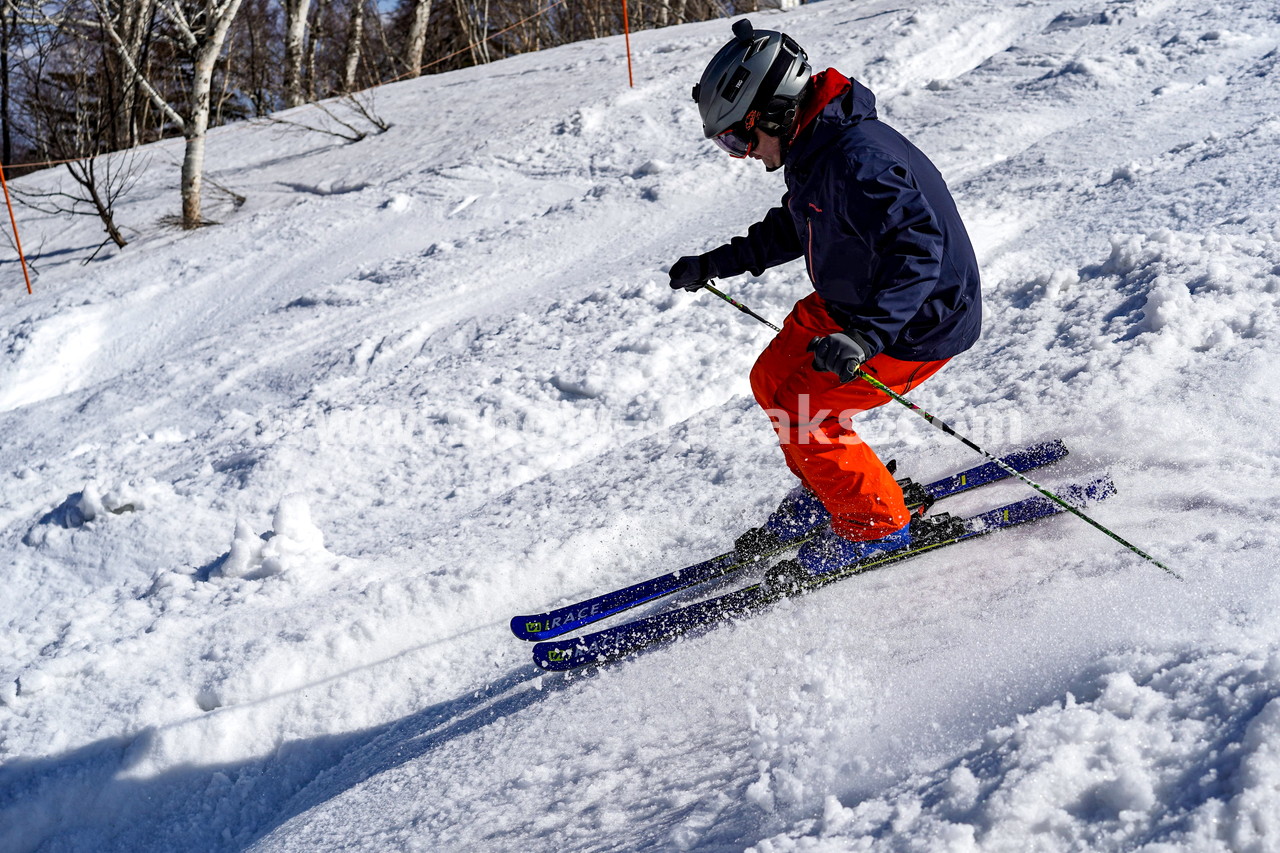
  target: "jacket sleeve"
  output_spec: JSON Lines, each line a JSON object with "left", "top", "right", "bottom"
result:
{"left": 704, "top": 194, "right": 804, "bottom": 278}
{"left": 835, "top": 163, "right": 945, "bottom": 357}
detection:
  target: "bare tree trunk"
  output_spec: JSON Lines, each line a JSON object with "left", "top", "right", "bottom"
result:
{"left": 235, "top": 0, "right": 275, "bottom": 116}
{"left": 282, "top": 0, "right": 312, "bottom": 107}
{"left": 186, "top": 0, "right": 244, "bottom": 225}
{"left": 11, "top": 5, "right": 143, "bottom": 252}
{"left": 180, "top": 132, "right": 205, "bottom": 226}
{"left": 79, "top": 0, "right": 158, "bottom": 149}
{"left": 65, "top": 157, "right": 129, "bottom": 249}
{"left": 96, "top": 0, "right": 245, "bottom": 228}
{"left": 1, "top": 0, "right": 12, "bottom": 165}
{"left": 341, "top": 0, "right": 365, "bottom": 91}
{"left": 477, "top": 0, "right": 491, "bottom": 62}
{"left": 454, "top": 0, "right": 473, "bottom": 62}
{"left": 453, "top": 0, "right": 490, "bottom": 65}
{"left": 181, "top": 31, "right": 214, "bottom": 224}
{"left": 304, "top": 0, "right": 329, "bottom": 100}
{"left": 115, "top": 0, "right": 158, "bottom": 147}
{"left": 369, "top": 6, "right": 397, "bottom": 82}
{"left": 404, "top": 0, "right": 432, "bottom": 78}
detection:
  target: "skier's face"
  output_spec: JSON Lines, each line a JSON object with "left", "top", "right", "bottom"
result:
{"left": 750, "top": 130, "right": 784, "bottom": 172}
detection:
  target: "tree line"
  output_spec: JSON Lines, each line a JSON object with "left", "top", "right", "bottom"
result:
{"left": 1, "top": 0, "right": 758, "bottom": 243}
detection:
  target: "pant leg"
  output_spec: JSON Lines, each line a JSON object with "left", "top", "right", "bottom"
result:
{"left": 749, "top": 294, "right": 839, "bottom": 494}
{"left": 750, "top": 293, "right": 951, "bottom": 540}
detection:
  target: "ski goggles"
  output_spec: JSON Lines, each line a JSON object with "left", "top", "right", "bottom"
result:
{"left": 713, "top": 124, "right": 756, "bottom": 158}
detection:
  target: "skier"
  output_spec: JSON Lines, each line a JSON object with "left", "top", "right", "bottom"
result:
{"left": 670, "top": 20, "right": 983, "bottom": 575}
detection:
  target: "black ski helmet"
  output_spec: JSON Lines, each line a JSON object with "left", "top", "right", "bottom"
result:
{"left": 692, "top": 19, "right": 812, "bottom": 142}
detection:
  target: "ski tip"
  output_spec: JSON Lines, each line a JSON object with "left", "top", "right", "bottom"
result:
{"left": 533, "top": 642, "right": 586, "bottom": 671}
{"left": 1075, "top": 475, "right": 1118, "bottom": 504}
{"left": 511, "top": 615, "right": 554, "bottom": 642}
{"left": 1023, "top": 437, "right": 1069, "bottom": 463}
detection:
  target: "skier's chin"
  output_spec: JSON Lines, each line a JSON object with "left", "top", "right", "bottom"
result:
{"left": 764, "top": 162, "right": 783, "bottom": 173}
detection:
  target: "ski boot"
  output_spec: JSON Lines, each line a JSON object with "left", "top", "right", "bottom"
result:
{"left": 795, "top": 522, "right": 912, "bottom": 577}
{"left": 734, "top": 485, "right": 830, "bottom": 561}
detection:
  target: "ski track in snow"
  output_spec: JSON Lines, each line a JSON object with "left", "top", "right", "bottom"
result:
{"left": 3, "top": 0, "right": 1280, "bottom": 850}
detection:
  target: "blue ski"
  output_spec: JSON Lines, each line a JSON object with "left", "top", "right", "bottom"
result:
{"left": 512, "top": 439, "right": 1068, "bottom": 641}
{"left": 532, "top": 476, "right": 1116, "bottom": 671}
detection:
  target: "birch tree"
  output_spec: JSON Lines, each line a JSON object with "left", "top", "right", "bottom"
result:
{"left": 1, "top": 1, "right": 17, "bottom": 164}
{"left": 94, "top": 0, "right": 245, "bottom": 228}
{"left": 340, "top": 0, "right": 365, "bottom": 91}
{"left": 98, "top": 0, "right": 158, "bottom": 148}
{"left": 303, "top": 0, "right": 327, "bottom": 100}
{"left": 8, "top": 0, "right": 141, "bottom": 252}
{"left": 281, "top": 0, "right": 310, "bottom": 106}
{"left": 403, "top": 0, "right": 432, "bottom": 78}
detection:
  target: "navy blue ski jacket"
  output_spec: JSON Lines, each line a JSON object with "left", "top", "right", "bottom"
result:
{"left": 706, "top": 75, "right": 982, "bottom": 362}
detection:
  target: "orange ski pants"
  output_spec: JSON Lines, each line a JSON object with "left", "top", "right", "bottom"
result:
{"left": 750, "top": 293, "right": 950, "bottom": 541}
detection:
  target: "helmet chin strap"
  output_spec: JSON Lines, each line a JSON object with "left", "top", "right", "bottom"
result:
{"left": 755, "top": 86, "right": 807, "bottom": 168}
{"left": 784, "top": 81, "right": 814, "bottom": 144}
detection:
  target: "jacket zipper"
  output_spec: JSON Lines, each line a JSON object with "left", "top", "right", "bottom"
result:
{"left": 805, "top": 217, "right": 817, "bottom": 285}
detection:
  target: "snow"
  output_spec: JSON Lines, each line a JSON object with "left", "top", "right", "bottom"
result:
{"left": 3, "top": 0, "right": 1280, "bottom": 849}
{"left": 757, "top": 643, "right": 1280, "bottom": 852}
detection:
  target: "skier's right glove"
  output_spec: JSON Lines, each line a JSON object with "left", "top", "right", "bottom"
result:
{"left": 668, "top": 255, "right": 712, "bottom": 292}
{"left": 808, "top": 332, "right": 872, "bottom": 383}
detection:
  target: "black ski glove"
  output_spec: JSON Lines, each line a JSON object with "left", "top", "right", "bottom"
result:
{"left": 807, "top": 332, "right": 871, "bottom": 383}
{"left": 668, "top": 255, "right": 711, "bottom": 292}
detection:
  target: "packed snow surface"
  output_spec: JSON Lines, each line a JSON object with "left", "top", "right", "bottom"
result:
{"left": 3, "top": 0, "right": 1280, "bottom": 850}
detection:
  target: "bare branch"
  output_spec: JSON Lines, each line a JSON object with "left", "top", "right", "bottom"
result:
{"left": 158, "top": 0, "right": 198, "bottom": 49}
{"left": 89, "top": 0, "right": 187, "bottom": 131}
{"left": 258, "top": 93, "right": 387, "bottom": 143}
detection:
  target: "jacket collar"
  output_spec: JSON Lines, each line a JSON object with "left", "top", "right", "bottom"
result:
{"left": 786, "top": 71, "right": 877, "bottom": 173}
{"left": 788, "top": 68, "right": 853, "bottom": 144}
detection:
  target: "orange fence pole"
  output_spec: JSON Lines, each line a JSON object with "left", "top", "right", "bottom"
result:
{"left": 0, "top": 161, "right": 33, "bottom": 295}
{"left": 621, "top": 0, "right": 634, "bottom": 87}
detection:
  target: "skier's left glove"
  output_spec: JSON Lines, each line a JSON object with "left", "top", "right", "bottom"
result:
{"left": 807, "top": 332, "right": 872, "bottom": 383}
{"left": 668, "top": 255, "right": 711, "bottom": 292}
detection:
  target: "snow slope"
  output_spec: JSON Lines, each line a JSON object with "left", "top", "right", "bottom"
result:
{"left": 3, "top": 0, "right": 1280, "bottom": 849}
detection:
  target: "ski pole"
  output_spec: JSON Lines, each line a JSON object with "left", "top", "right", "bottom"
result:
{"left": 698, "top": 281, "right": 1181, "bottom": 580}
{"left": 703, "top": 281, "right": 781, "bottom": 332}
